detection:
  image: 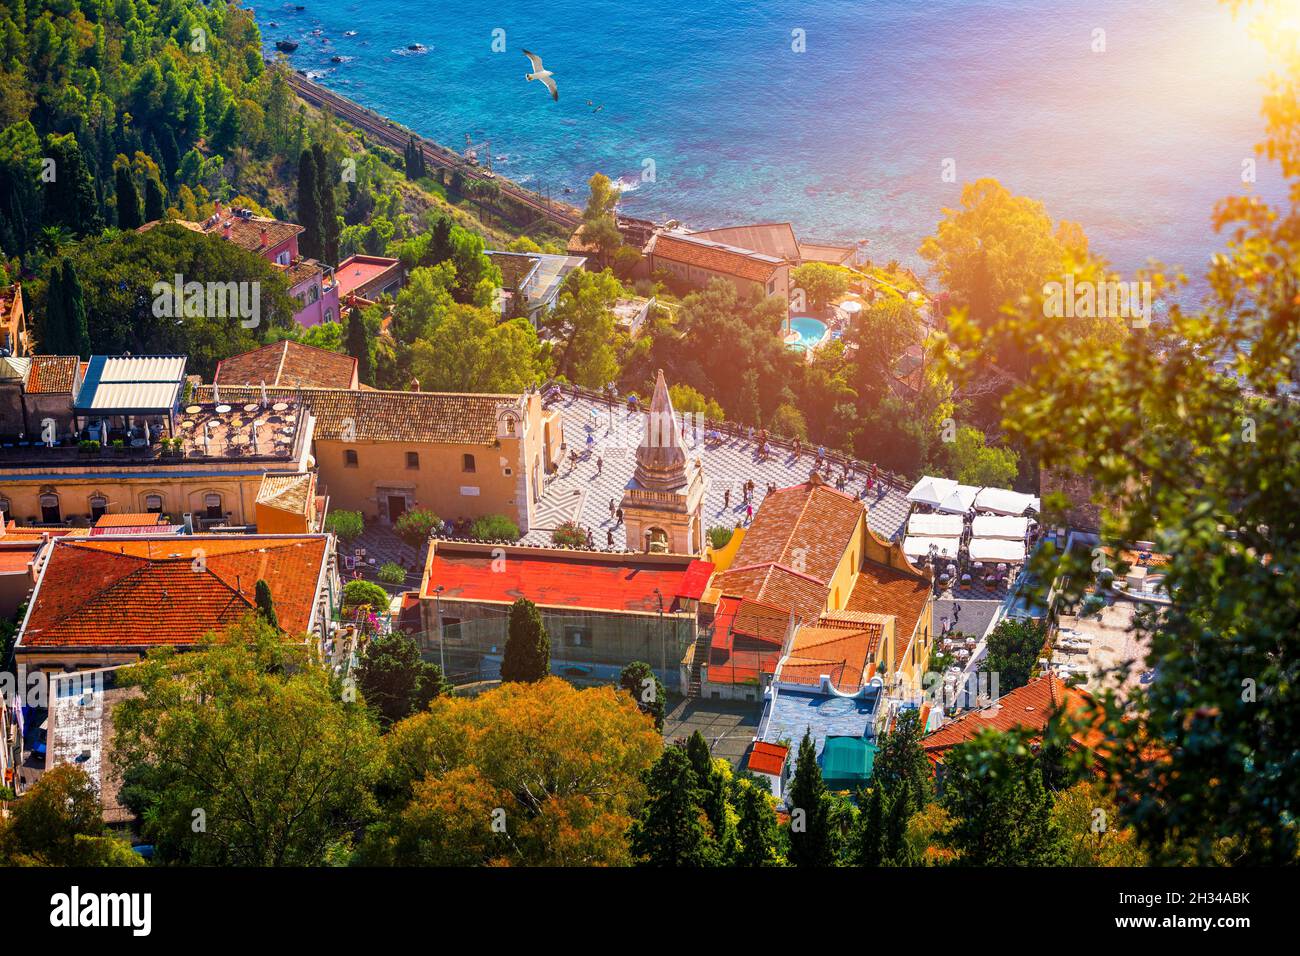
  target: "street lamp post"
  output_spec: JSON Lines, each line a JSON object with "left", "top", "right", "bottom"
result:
{"left": 654, "top": 587, "right": 666, "bottom": 681}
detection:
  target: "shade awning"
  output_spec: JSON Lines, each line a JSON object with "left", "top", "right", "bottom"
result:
{"left": 971, "top": 515, "right": 1030, "bottom": 540}
{"left": 906, "top": 513, "right": 964, "bottom": 538}
{"left": 904, "top": 536, "right": 961, "bottom": 559}
{"left": 935, "top": 484, "right": 981, "bottom": 514}
{"left": 905, "top": 475, "right": 959, "bottom": 507}
{"left": 967, "top": 538, "right": 1026, "bottom": 563}
{"left": 973, "top": 487, "right": 1037, "bottom": 516}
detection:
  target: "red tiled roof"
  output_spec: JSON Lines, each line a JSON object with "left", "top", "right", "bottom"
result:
{"left": 714, "top": 481, "right": 864, "bottom": 613}
{"left": 922, "top": 672, "right": 1098, "bottom": 763}
{"left": 676, "top": 559, "right": 715, "bottom": 600}
{"left": 424, "top": 545, "right": 698, "bottom": 615}
{"left": 20, "top": 536, "right": 329, "bottom": 648}
{"left": 778, "top": 618, "right": 883, "bottom": 694}
{"left": 214, "top": 340, "right": 358, "bottom": 390}
{"left": 95, "top": 513, "right": 166, "bottom": 528}
{"left": 26, "top": 355, "right": 79, "bottom": 393}
{"left": 844, "top": 561, "right": 931, "bottom": 665}
{"left": 0, "top": 544, "right": 39, "bottom": 573}
{"left": 707, "top": 596, "right": 788, "bottom": 685}
{"left": 649, "top": 233, "right": 783, "bottom": 283}
{"left": 747, "top": 741, "right": 789, "bottom": 776}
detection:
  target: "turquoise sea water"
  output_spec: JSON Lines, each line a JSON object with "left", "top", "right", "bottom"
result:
{"left": 259, "top": 0, "right": 1285, "bottom": 287}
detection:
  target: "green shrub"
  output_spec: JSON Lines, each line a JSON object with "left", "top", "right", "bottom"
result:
{"left": 707, "top": 526, "right": 734, "bottom": 550}
{"left": 343, "top": 579, "right": 390, "bottom": 609}
{"left": 470, "top": 514, "right": 520, "bottom": 541}
{"left": 551, "top": 521, "right": 587, "bottom": 548}
{"left": 394, "top": 508, "right": 440, "bottom": 546}
{"left": 377, "top": 562, "right": 407, "bottom": 585}
{"left": 325, "top": 510, "right": 365, "bottom": 543}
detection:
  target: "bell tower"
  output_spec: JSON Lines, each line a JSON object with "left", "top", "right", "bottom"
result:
{"left": 620, "top": 370, "right": 707, "bottom": 554}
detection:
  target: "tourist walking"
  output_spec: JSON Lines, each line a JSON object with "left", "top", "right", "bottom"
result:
{"left": 596, "top": 455, "right": 603, "bottom": 476}
{"left": 616, "top": 508, "right": 624, "bottom": 525}
{"left": 724, "top": 487, "right": 731, "bottom": 509}
{"left": 609, "top": 498, "right": 616, "bottom": 519}
{"left": 746, "top": 502, "right": 753, "bottom": 523}
{"left": 607, "top": 528, "right": 614, "bottom": 547}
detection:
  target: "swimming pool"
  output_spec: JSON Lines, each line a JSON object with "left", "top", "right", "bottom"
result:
{"left": 785, "top": 316, "right": 828, "bottom": 351}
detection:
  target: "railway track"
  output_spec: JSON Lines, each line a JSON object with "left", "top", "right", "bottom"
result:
{"left": 285, "top": 71, "right": 584, "bottom": 233}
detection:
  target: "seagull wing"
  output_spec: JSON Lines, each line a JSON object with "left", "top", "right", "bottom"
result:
{"left": 522, "top": 49, "right": 545, "bottom": 72}
{"left": 539, "top": 73, "right": 558, "bottom": 101}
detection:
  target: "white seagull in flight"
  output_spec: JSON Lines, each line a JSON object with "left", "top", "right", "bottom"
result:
{"left": 523, "top": 49, "right": 558, "bottom": 101}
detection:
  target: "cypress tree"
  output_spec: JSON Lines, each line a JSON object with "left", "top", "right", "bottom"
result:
{"left": 345, "top": 306, "right": 371, "bottom": 384}
{"left": 883, "top": 779, "right": 913, "bottom": 865}
{"left": 735, "top": 781, "right": 781, "bottom": 867}
{"left": 787, "top": 729, "right": 835, "bottom": 866}
{"left": 296, "top": 148, "right": 321, "bottom": 260}
{"left": 254, "top": 579, "right": 279, "bottom": 631}
{"left": 855, "top": 785, "right": 885, "bottom": 866}
{"left": 144, "top": 176, "right": 166, "bottom": 223}
{"left": 114, "top": 165, "right": 142, "bottom": 230}
{"left": 41, "top": 260, "right": 66, "bottom": 355}
{"left": 685, "top": 731, "right": 730, "bottom": 849}
{"left": 59, "top": 259, "right": 90, "bottom": 360}
{"left": 313, "top": 144, "right": 339, "bottom": 266}
{"left": 500, "top": 598, "right": 549, "bottom": 682}
{"left": 628, "top": 747, "right": 716, "bottom": 867}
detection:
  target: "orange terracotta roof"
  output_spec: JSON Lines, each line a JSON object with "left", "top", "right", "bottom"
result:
{"left": 424, "top": 544, "right": 696, "bottom": 615}
{"left": 20, "top": 536, "right": 329, "bottom": 648}
{"left": 747, "top": 741, "right": 789, "bottom": 776}
{"left": 0, "top": 543, "right": 39, "bottom": 573}
{"left": 922, "top": 672, "right": 1098, "bottom": 762}
{"left": 194, "top": 384, "right": 521, "bottom": 445}
{"left": 778, "top": 618, "right": 883, "bottom": 694}
{"left": 844, "top": 561, "right": 931, "bottom": 664}
{"left": 214, "top": 340, "right": 358, "bottom": 390}
{"left": 95, "top": 513, "right": 166, "bottom": 528}
{"left": 25, "top": 355, "right": 79, "bottom": 393}
{"left": 143, "top": 214, "right": 303, "bottom": 254}
{"left": 649, "top": 233, "right": 783, "bottom": 283}
{"left": 713, "top": 563, "right": 829, "bottom": 622}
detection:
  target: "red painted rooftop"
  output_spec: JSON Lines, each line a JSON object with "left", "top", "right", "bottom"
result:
{"left": 747, "top": 741, "right": 789, "bottom": 776}
{"left": 334, "top": 255, "right": 399, "bottom": 299}
{"left": 424, "top": 547, "right": 713, "bottom": 615}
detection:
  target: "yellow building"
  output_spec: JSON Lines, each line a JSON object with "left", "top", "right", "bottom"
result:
{"left": 194, "top": 385, "right": 564, "bottom": 532}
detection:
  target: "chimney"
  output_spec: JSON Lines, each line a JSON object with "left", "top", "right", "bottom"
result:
{"left": 260, "top": 226, "right": 268, "bottom": 248}
{"left": 409, "top": 377, "right": 420, "bottom": 393}
{"left": 182, "top": 512, "right": 194, "bottom": 534}
{"left": 214, "top": 199, "right": 222, "bottom": 214}
{"left": 223, "top": 222, "right": 232, "bottom": 241}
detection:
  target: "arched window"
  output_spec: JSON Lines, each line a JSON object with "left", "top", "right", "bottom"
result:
{"left": 144, "top": 494, "right": 164, "bottom": 514}
{"left": 204, "top": 493, "right": 223, "bottom": 519}
{"left": 39, "top": 493, "right": 60, "bottom": 524}
{"left": 89, "top": 495, "right": 108, "bottom": 520}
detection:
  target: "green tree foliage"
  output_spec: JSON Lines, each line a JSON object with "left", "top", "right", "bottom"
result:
{"left": 941, "top": 729, "right": 1061, "bottom": 866}
{"left": 355, "top": 629, "right": 450, "bottom": 728}
{"left": 343, "top": 579, "right": 391, "bottom": 610}
{"left": 854, "top": 785, "right": 886, "bottom": 866}
{"left": 468, "top": 513, "right": 520, "bottom": 541}
{"left": 0, "top": 765, "right": 142, "bottom": 867}
{"left": 254, "top": 578, "right": 279, "bottom": 630}
{"left": 785, "top": 730, "right": 837, "bottom": 866}
{"left": 871, "top": 708, "right": 932, "bottom": 807}
{"left": 114, "top": 618, "right": 383, "bottom": 865}
{"left": 551, "top": 520, "right": 587, "bottom": 548}
{"left": 791, "top": 261, "right": 851, "bottom": 311}
{"left": 144, "top": 174, "right": 165, "bottom": 223}
{"left": 581, "top": 172, "right": 622, "bottom": 265}
{"left": 324, "top": 509, "right": 364, "bottom": 543}
{"left": 629, "top": 746, "right": 717, "bottom": 866}
{"left": 544, "top": 267, "right": 624, "bottom": 387}
{"left": 734, "top": 777, "right": 783, "bottom": 866}
{"left": 114, "top": 162, "right": 142, "bottom": 230}
{"left": 501, "top": 598, "right": 549, "bottom": 682}
{"left": 345, "top": 306, "right": 371, "bottom": 384}
{"left": 980, "top": 617, "right": 1047, "bottom": 693}
{"left": 393, "top": 508, "right": 440, "bottom": 546}
{"left": 313, "top": 143, "right": 339, "bottom": 266}
{"left": 948, "top": 425, "right": 1019, "bottom": 487}
{"left": 618, "top": 661, "right": 665, "bottom": 732}
{"left": 297, "top": 147, "right": 322, "bottom": 260}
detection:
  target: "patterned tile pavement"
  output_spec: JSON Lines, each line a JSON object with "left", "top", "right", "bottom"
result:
{"left": 521, "top": 392, "right": 912, "bottom": 549}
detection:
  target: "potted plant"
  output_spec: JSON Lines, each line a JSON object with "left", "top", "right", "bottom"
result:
{"left": 111, "top": 438, "right": 126, "bottom": 455}
{"left": 78, "top": 439, "right": 100, "bottom": 456}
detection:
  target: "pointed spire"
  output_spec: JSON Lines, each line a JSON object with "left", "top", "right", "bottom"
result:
{"left": 633, "top": 369, "right": 688, "bottom": 491}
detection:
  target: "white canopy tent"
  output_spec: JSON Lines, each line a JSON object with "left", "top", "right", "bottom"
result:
{"left": 973, "top": 487, "right": 1038, "bottom": 516}
{"left": 904, "top": 536, "right": 961, "bottom": 560}
{"left": 968, "top": 537, "right": 1027, "bottom": 563}
{"left": 935, "top": 483, "right": 981, "bottom": 515}
{"left": 971, "top": 515, "right": 1031, "bottom": 540}
{"left": 905, "top": 475, "right": 959, "bottom": 508}
{"left": 906, "top": 513, "right": 965, "bottom": 538}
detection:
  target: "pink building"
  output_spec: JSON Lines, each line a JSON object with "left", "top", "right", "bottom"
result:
{"left": 281, "top": 257, "right": 339, "bottom": 329}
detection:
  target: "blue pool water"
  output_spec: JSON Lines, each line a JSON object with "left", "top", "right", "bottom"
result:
{"left": 787, "top": 317, "right": 828, "bottom": 351}
{"left": 262, "top": 0, "right": 1286, "bottom": 289}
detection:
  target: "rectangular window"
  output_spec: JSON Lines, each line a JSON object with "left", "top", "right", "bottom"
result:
{"left": 462, "top": 453, "right": 476, "bottom": 473}
{"left": 345, "top": 449, "right": 358, "bottom": 467}
{"left": 564, "top": 626, "right": 590, "bottom": 648}
{"left": 406, "top": 451, "right": 420, "bottom": 470}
